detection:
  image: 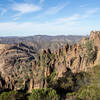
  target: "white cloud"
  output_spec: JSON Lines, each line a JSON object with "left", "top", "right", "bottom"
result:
{"left": 53, "top": 8, "right": 99, "bottom": 24}
{"left": 0, "top": 22, "right": 78, "bottom": 36}
{"left": 80, "top": 4, "right": 88, "bottom": 8}
{"left": 55, "top": 8, "right": 98, "bottom": 24}
{"left": 45, "top": 5, "right": 65, "bottom": 15}
{"left": 82, "top": 8, "right": 99, "bottom": 18}
{"left": 0, "top": 21, "right": 96, "bottom": 36}
{"left": 0, "top": 11, "right": 92, "bottom": 36}
{"left": 0, "top": 7, "right": 99, "bottom": 36}
{"left": 55, "top": 14, "right": 80, "bottom": 24}
{"left": 38, "top": 3, "right": 68, "bottom": 17}
{"left": 12, "top": 3, "right": 41, "bottom": 14}
{"left": 11, "top": 3, "right": 41, "bottom": 20}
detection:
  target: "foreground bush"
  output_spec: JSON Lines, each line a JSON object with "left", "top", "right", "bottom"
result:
{"left": 0, "top": 91, "right": 25, "bottom": 100}
{"left": 28, "top": 88, "right": 59, "bottom": 100}
{"left": 85, "top": 40, "right": 96, "bottom": 62}
{"left": 67, "top": 85, "right": 100, "bottom": 100}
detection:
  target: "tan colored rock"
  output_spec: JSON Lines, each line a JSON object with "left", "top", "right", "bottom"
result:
{"left": 28, "top": 79, "right": 34, "bottom": 92}
{"left": 57, "top": 48, "right": 61, "bottom": 56}
{"left": 46, "top": 48, "right": 51, "bottom": 54}
{"left": 44, "top": 67, "right": 51, "bottom": 77}
{"left": 63, "top": 44, "right": 69, "bottom": 55}
{"left": 80, "top": 37, "right": 87, "bottom": 45}
{"left": 90, "top": 31, "right": 100, "bottom": 50}
{"left": 41, "top": 49, "right": 46, "bottom": 54}
{"left": 94, "top": 51, "right": 100, "bottom": 65}
{"left": 0, "top": 30, "right": 100, "bottom": 91}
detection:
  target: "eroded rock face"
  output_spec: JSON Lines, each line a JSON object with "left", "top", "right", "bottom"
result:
{"left": 90, "top": 31, "right": 100, "bottom": 50}
{"left": 0, "top": 31, "right": 100, "bottom": 92}
{"left": 54, "top": 43, "right": 89, "bottom": 76}
{"left": 0, "top": 43, "right": 38, "bottom": 91}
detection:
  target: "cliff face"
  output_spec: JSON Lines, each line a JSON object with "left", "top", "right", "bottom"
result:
{"left": 90, "top": 31, "right": 100, "bottom": 49}
{"left": 0, "top": 31, "right": 100, "bottom": 92}
{"left": 90, "top": 31, "right": 100, "bottom": 65}
{"left": 0, "top": 43, "right": 38, "bottom": 92}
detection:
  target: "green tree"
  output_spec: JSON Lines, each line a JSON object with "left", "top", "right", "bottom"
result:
{"left": 28, "top": 88, "right": 59, "bottom": 100}
{"left": 85, "top": 40, "right": 96, "bottom": 62}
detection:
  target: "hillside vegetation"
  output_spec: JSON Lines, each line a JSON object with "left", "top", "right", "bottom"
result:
{"left": 1, "top": 64, "right": 100, "bottom": 100}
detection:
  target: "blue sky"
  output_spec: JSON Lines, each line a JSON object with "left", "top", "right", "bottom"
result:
{"left": 0, "top": 0, "right": 100, "bottom": 36}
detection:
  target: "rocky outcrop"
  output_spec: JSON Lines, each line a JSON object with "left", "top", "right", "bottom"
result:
{"left": 90, "top": 31, "right": 100, "bottom": 50}
{"left": 0, "top": 31, "right": 100, "bottom": 92}
{"left": 0, "top": 43, "right": 38, "bottom": 92}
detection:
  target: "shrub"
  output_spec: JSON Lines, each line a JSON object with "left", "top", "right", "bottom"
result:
{"left": 85, "top": 40, "right": 96, "bottom": 62}
{"left": 66, "top": 64, "right": 100, "bottom": 100}
{"left": 28, "top": 88, "right": 59, "bottom": 100}
{"left": 49, "top": 53, "right": 55, "bottom": 60}
{"left": 67, "top": 85, "right": 100, "bottom": 100}
{"left": 0, "top": 91, "right": 25, "bottom": 100}
{"left": 74, "top": 72, "right": 90, "bottom": 90}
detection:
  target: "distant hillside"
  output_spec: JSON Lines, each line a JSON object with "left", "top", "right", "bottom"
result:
{"left": 0, "top": 35, "right": 85, "bottom": 50}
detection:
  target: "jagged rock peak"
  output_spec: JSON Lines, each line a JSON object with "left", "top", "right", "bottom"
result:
{"left": 41, "top": 48, "right": 51, "bottom": 55}
{"left": 63, "top": 44, "right": 69, "bottom": 54}
{"left": 46, "top": 48, "right": 51, "bottom": 54}
{"left": 90, "top": 30, "right": 100, "bottom": 50}
{"left": 90, "top": 30, "right": 100, "bottom": 39}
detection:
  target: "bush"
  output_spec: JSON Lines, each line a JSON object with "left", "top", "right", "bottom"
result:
{"left": 85, "top": 40, "right": 96, "bottom": 62}
{"left": 28, "top": 88, "right": 59, "bottom": 100}
{"left": 74, "top": 72, "right": 90, "bottom": 90}
{"left": 79, "top": 85, "right": 100, "bottom": 100}
{"left": 66, "top": 64, "right": 100, "bottom": 100}
{"left": 0, "top": 91, "right": 25, "bottom": 100}
{"left": 47, "top": 68, "right": 76, "bottom": 98}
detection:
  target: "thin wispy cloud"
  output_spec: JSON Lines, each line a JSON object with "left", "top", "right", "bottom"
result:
{"left": 56, "top": 14, "right": 80, "bottom": 24}
{"left": 11, "top": 3, "right": 41, "bottom": 20}
{"left": 40, "top": 0, "right": 45, "bottom": 4}
{"left": 54, "top": 8, "right": 99, "bottom": 24}
{"left": 0, "top": 20, "right": 97, "bottom": 36}
{"left": 0, "top": 7, "right": 99, "bottom": 35}
{"left": 82, "top": 8, "right": 99, "bottom": 18}
{"left": 0, "top": 22, "right": 79, "bottom": 36}
{"left": 80, "top": 4, "right": 88, "bottom": 8}
{"left": 0, "top": 0, "right": 99, "bottom": 36}
{"left": 12, "top": 3, "right": 41, "bottom": 14}
{"left": 37, "top": 2, "right": 68, "bottom": 18}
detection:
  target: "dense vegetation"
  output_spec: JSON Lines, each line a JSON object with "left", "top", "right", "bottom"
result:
{"left": 0, "top": 91, "right": 25, "bottom": 100}
{"left": 1, "top": 64, "right": 100, "bottom": 100}
{"left": 0, "top": 67, "right": 90, "bottom": 100}
{"left": 28, "top": 88, "right": 59, "bottom": 100}
{"left": 85, "top": 40, "right": 96, "bottom": 62}
{"left": 66, "top": 64, "right": 100, "bottom": 100}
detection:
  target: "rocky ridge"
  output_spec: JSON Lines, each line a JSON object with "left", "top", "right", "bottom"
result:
{"left": 0, "top": 31, "right": 100, "bottom": 92}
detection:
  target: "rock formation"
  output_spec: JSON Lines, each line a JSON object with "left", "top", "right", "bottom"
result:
{"left": 0, "top": 31, "right": 100, "bottom": 92}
